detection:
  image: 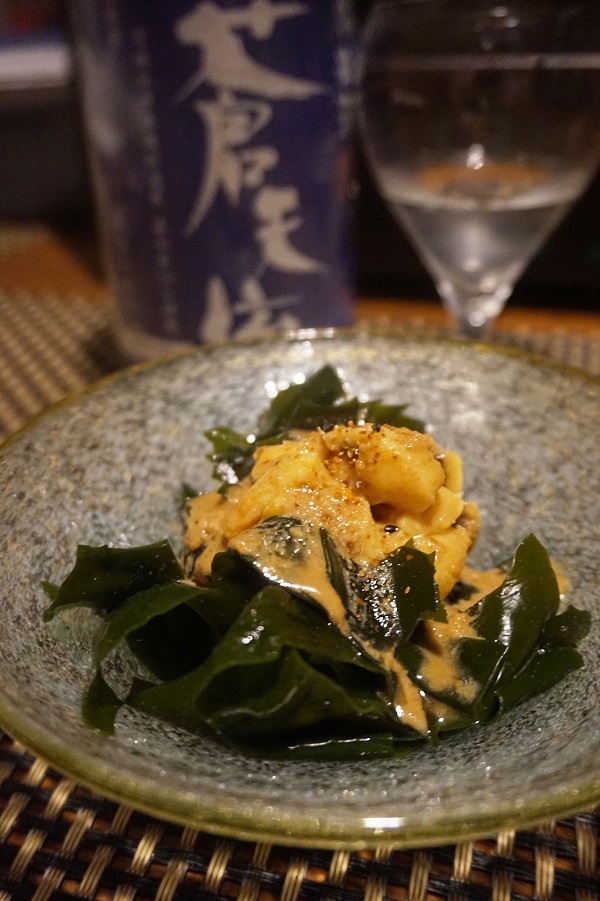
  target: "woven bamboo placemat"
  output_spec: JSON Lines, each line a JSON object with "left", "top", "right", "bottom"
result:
{"left": 1, "top": 287, "right": 599, "bottom": 443}
{"left": 0, "top": 236, "right": 599, "bottom": 898}
{"left": 0, "top": 733, "right": 599, "bottom": 900}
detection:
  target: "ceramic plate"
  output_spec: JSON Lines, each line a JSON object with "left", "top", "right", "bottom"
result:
{"left": 1, "top": 329, "right": 599, "bottom": 850}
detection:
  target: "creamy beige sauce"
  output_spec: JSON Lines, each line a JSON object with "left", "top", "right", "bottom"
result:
{"left": 413, "top": 567, "right": 504, "bottom": 708}
{"left": 420, "top": 610, "right": 478, "bottom": 702}
{"left": 460, "top": 565, "right": 505, "bottom": 607}
{"left": 552, "top": 561, "right": 570, "bottom": 598}
{"left": 228, "top": 521, "right": 489, "bottom": 736}
{"left": 228, "top": 523, "right": 432, "bottom": 733}
{"left": 378, "top": 649, "right": 428, "bottom": 734}
{"left": 184, "top": 422, "right": 509, "bottom": 736}
{"left": 228, "top": 523, "right": 348, "bottom": 627}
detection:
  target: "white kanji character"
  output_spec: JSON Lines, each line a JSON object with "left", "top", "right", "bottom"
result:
{"left": 253, "top": 185, "right": 325, "bottom": 273}
{"left": 185, "top": 93, "right": 275, "bottom": 233}
{"left": 174, "top": 0, "right": 324, "bottom": 102}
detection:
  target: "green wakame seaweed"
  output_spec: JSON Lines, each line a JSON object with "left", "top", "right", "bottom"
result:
{"left": 43, "top": 366, "right": 591, "bottom": 760}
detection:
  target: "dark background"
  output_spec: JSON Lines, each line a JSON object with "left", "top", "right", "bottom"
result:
{"left": 0, "top": 0, "right": 599, "bottom": 311}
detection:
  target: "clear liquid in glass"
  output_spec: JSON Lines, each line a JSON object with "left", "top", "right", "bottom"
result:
{"left": 377, "top": 159, "right": 586, "bottom": 317}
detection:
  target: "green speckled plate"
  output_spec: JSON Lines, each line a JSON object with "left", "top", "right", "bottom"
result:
{"left": 0, "top": 329, "right": 599, "bottom": 850}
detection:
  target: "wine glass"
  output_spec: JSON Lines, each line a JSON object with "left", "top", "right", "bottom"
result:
{"left": 359, "top": 0, "right": 600, "bottom": 338}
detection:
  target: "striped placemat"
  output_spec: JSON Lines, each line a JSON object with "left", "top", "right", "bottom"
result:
{"left": 1, "top": 289, "right": 599, "bottom": 443}
{"left": 0, "top": 728, "right": 598, "bottom": 901}
{"left": 0, "top": 291, "right": 110, "bottom": 439}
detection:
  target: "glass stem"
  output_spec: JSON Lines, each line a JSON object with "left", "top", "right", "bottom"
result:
{"left": 436, "top": 281, "right": 513, "bottom": 340}
{"left": 451, "top": 306, "right": 495, "bottom": 340}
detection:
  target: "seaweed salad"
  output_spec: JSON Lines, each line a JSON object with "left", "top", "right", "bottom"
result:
{"left": 43, "top": 365, "right": 591, "bottom": 760}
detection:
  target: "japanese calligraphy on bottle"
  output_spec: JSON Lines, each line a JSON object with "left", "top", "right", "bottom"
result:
{"left": 73, "top": 0, "right": 355, "bottom": 360}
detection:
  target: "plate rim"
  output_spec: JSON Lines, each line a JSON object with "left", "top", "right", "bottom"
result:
{"left": 2, "top": 324, "right": 599, "bottom": 455}
{"left": 1, "top": 326, "right": 599, "bottom": 849}
{"left": 2, "top": 701, "right": 600, "bottom": 850}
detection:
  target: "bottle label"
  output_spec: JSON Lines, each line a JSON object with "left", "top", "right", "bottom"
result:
{"left": 75, "top": 0, "right": 354, "bottom": 355}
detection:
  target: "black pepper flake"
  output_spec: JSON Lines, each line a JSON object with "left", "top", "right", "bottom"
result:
{"left": 372, "top": 422, "right": 382, "bottom": 432}
{"left": 321, "top": 422, "right": 335, "bottom": 432}
{"left": 384, "top": 524, "right": 399, "bottom": 533}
